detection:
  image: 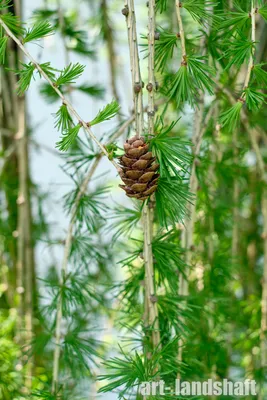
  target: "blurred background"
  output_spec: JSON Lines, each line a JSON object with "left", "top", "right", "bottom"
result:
{"left": 1, "top": 0, "right": 267, "bottom": 398}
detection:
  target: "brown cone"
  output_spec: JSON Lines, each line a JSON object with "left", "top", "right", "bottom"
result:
{"left": 119, "top": 135, "right": 159, "bottom": 200}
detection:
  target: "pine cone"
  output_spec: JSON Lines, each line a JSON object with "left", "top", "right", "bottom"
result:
{"left": 119, "top": 136, "right": 159, "bottom": 200}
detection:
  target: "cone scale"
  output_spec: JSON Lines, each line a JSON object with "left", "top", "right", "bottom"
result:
{"left": 119, "top": 136, "right": 159, "bottom": 200}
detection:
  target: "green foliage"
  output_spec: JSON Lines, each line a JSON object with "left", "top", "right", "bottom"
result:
{"left": 243, "top": 88, "right": 266, "bottom": 111}
{"left": 0, "top": 0, "right": 11, "bottom": 10}
{"left": 89, "top": 99, "right": 120, "bottom": 126}
{"left": 223, "top": 37, "right": 254, "bottom": 70}
{"left": 98, "top": 350, "right": 151, "bottom": 395}
{"left": 219, "top": 6, "right": 250, "bottom": 34}
{"left": 156, "top": 0, "right": 167, "bottom": 13}
{"left": 142, "top": 28, "right": 178, "bottom": 74}
{"left": 155, "top": 177, "right": 193, "bottom": 228}
{"left": 23, "top": 21, "right": 54, "bottom": 43}
{"left": 54, "top": 104, "right": 73, "bottom": 134}
{"left": 0, "top": 12, "right": 24, "bottom": 35}
{"left": 252, "top": 64, "right": 267, "bottom": 86}
{"left": 167, "top": 56, "right": 214, "bottom": 106}
{"left": 158, "top": 294, "right": 194, "bottom": 335}
{"left": 64, "top": 184, "right": 109, "bottom": 233}
{"left": 219, "top": 101, "right": 243, "bottom": 130}
{"left": 259, "top": 5, "right": 267, "bottom": 21}
{"left": 77, "top": 84, "right": 105, "bottom": 99}
{"left": 55, "top": 63, "right": 85, "bottom": 86}
{"left": 56, "top": 123, "right": 81, "bottom": 152}
{"left": 42, "top": 271, "right": 104, "bottom": 317}
{"left": 167, "top": 65, "right": 196, "bottom": 107}
{"left": 38, "top": 61, "right": 58, "bottom": 79}
{"left": 108, "top": 204, "right": 142, "bottom": 242}
{"left": 63, "top": 325, "right": 102, "bottom": 378}
{"left": 182, "top": 0, "right": 216, "bottom": 25}
{"left": 0, "top": 311, "right": 24, "bottom": 399}
{"left": 32, "top": 390, "right": 57, "bottom": 399}
{"left": 150, "top": 119, "right": 192, "bottom": 178}
{"left": 15, "top": 61, "right": 56, "bottom": 95}
{"left": 187, "top": 55, "right": 215, "bottom": 95}
{"left": 0, "top": 36, "right": 8, "bottom": 63}
{"left": 152, "top": 232, "right": 186, "bottom": 290}
{"left": 16, "top": 62, "right": 35, "bottom": 95}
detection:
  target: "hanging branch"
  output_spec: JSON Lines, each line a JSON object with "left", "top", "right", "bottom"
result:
{"left": 13, "top": 0, "right": 34, "bottom": 389}
{"left": 123, "top": 0, "right": 144, "bottom": 136}
{"left": 122, "top": 0, "right": 160, "bottom": 350}
{"left": 144, "top": 0, "right": 160, "bottom": 349}
{"left": 218, "top": 83, "right": 265, "bottom": 180}
{"left": 241, "top": 0, "right": 256, "bottom": 99}
{"left": 0, "top": 16, "right": 121, "bottom": 172}
{"left": 232, "top": 129, "right": 239, "bottom": 257}
{"left": 261, "top": 187, "right": 267, "bottom": 369}
{"left": 51, "top": 115, "right": 134, "bottom": 393}
{"left": 175, "top": 0, "right": 187, "bottom": 63}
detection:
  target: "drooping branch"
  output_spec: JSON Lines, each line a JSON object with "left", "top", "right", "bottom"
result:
{"left": 261, "top": 188, "right": 267, "bottom": 369}
{"left": 123, "top": 0, "right": 144, "bottom": 137}
{"left": 241, "top": 0, "right": 256, "bottom": 97}
{"left": 175, "top": 0, "right": 186, "bottom": 63}
{"left": 144, "top": 0, "right": 160, "bottom": 349}
{"left": 51, "top": 115, "right": 134, "bottom": 393}
{"left": 0, "top": 16, "right": 121, "bottom": 172}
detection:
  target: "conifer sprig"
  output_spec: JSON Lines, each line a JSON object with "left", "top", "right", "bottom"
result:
{"left": 219, "top": 0, "right": 260, "bottom": 131}
{"left": 23, "top": 20, "right": 54, "bottom": 43}
{"left": 55, "top": 62, "right": 85, "bottom": 86}
{"left": 56, "top": 123, "right": 82, "bottom": 152}
{"left": 150, "top": 119, "right": 192, "bottom": 178}
{"left": 141, "top": 28, "right": 178, "bottom": 74}
{"left": 0, "top": 12, "right": 24, "bottom": 35}
{"left": 219, "top": 101, "right": 243, "bottom": 130}
{"left": 219, "top": 6, "right": 250, "bottom": 34}
{"left": 0, "top": 14, "right": 121, "bottom": 170}
{"left": 182, "top": 0, "right": 215, "bottom": 25}
{"left": 54, "top": 103, "right": 73, "bottom": 134}
{"left": 155, "top": 177, "right": 193, "bottom": 227}
{"left": 0, "top": 36, "right": 8, "bottom": 63}
{"left": 89, "top": 99, "right": 120, "bottom": 126}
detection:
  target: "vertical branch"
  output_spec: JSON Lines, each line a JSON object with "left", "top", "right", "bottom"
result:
{"left": 232, "top": 130, "right": 239, "bottom": 257}
{"left": 14, "top": 0, "right": 34, "bottom": 390}
{"left": 175, "top": 0, "right": 186, "bottom": 63}
{"left": 241, "top": 0, "right": 256, "bottom": 97}
{"left": 178, "top": 104, "right": 215, "bottom": 370}
{"left": 144, "top": 0, "right": 160, "bottom": 349}
{"left": 123, "top": 0, "right": 143, "bottom": 136}
{"left": 51, "top": 158, "right": 99, "bottom": 394}
{"left": 123, "top": 0, "right": 160, "bottom": 350}
{"left": 261, "top": 187, "right": 267, "bottom": 368}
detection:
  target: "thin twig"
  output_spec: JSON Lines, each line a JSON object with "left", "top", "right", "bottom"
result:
{"left": 0, "top": 16, "right": 120, "bottom": 172}
{"left": 241, "top": 0, "right": 256, "bottom": 96}
{"left": 144, "top": 0, "right": 160, "bottom": 349}
{"left": 175, "top": 0, "right": 186, "bottom": 62}
{"left": 124, "top": 0, "right": 144, "bottom": 137}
